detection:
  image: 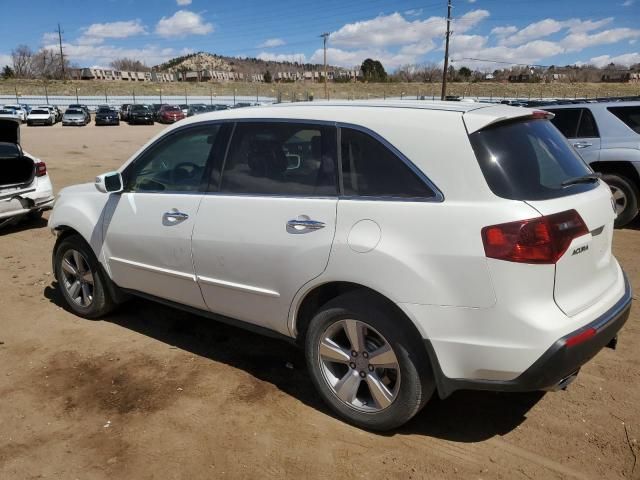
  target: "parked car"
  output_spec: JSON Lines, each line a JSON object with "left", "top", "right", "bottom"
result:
{"left": 3, "top": 104, "right": 28, "bottom": 123}
{"left": 67, "top": 104, "right": 91, "bottom": 124}
{"left": 157, "top": 105, "right": 185, "bottom": 123}
{"left": 27, "top": 108, "right": 55, "bottom": 126}
{"left": 187, "top": 104, "right": 207, "bottom": 116}
{"left": 1, "top": 118, "right": 54, "bottom": 228}
{"left": 62, "top": 108, "right": 89, "bottom": 126}
{"left": 0, "top": 108, "right": 23, "bottom": 121}
{"left": 544, "top": 102, "right": 640, "bottom": 227}
{"left": 127, "top": 104, "right": 154, "bottom": 125}
{"left": 35, "top": 105, "right": 61, "bottom": 124}
{"left": 179, "top": 104, "right": 189, "bottom": 116}
{"left": 119, "top": 104, "right": 131, "bottom": 121}
{"left": 150, "top": 104, "right": 165, "bottom": 119}
{"left": 95, "top": 106, "right": 120, "bottom": 126}
{"left": 48, "top": 102, "right": 631, "bottom": 431}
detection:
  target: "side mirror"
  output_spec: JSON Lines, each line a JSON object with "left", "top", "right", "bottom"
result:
{"left": 95, "top": 171, "right": 123, "bottom": 193}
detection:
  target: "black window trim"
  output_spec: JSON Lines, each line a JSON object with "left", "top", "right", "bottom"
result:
{"left": 121, "top": 117, "right": 444, "bottom": 202}
{"left": 547, "top": 107, "right": 600, "bottom": 139}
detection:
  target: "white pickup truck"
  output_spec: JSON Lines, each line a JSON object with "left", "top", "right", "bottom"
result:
{"left": 0, "top": 119, "right": 54, "bottom": 228}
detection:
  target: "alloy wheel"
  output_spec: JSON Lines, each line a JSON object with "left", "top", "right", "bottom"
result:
{"left": 60, "top": 249, "right": 94, "bottom": 307}
{"left": 318, "top": 319, "right": 401, "bottom": 413}
{"left": 610, "top": 185, "right": 627, "bottom": 216}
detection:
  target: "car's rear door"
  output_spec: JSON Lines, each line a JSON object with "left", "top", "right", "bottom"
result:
{"left": 191, "top": 121, "right": 338, "bottom": 335}
{"left": 102, "top": 123, "right": 227, "bottom": 309}
{"left": 547, "top": 107, "right": 601, "bottom": 164}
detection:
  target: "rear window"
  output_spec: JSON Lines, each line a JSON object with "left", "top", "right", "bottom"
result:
{"left": 607, "top": 107, "right": 640, "bottom": 134}
{"left": 469, "top": 119, "right": 596, "bottom": 200}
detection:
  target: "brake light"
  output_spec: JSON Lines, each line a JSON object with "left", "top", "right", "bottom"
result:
{"left": 35, "top": 161, "right": 47, "bottom": 177}
{"left": 565, "top": 327, "right": 596, "bottom": 348}
{"left": 482, "top": 209, "right": 588, "bottom": 264}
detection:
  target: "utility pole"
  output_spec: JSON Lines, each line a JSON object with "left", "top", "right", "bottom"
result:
{"left": 320, "top": 33, "right": 329, "bottom": 100}
{"left": 57, "top": 23, "right": 66, "bottom": 80}
{"left": 440, "top": 0, "right": 452, "bottom": 100}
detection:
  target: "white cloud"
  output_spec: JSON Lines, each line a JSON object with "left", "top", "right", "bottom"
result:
{"left": 0, "top": 54, "right": 11, "bottom": 69}
{"left": 404, "top": 9, "right": 422, "bottom": 17}
{"left": 451, "top": 39, "right": 564, "bottom": 70}
{"left": 564, "top": 18, "right": 613, "bottom": 34}
{"left": 491, "top": 25, "right": 517, "bottom": 37}
{"left": 499, "top": 19, "right": 564, "bottom": 46}
{"left": 562, "top": 27, "right": 640, "bottom": 51}
{"left": 257, "top": 52, "right": 306, "bottom": 63}
{"left": 329, "top": 10, "right": 488, "bottom": 49}
{"left": 622, "top": 0, "right": 634, "bottom": 6}
{"left": 468, "top": 0, "right": 477, "bottom": 3}
{"left": 83, "top": 20, "right": 147, "bottom": 40}
{"left": 177, "top": 0, "right": 192, "bottom": 5}
{"left": 155, "top": 10, "right": 213, "bottom": 37}
{"left": 258, "top": 38, "right": 286, "bottom": 48}
{"left": 583, "top": 52, "right": 640, "bottom": 67}
{"left": 42, "top": 32, "right": 60, "bottom": 44}
{"left": 43, "top": 40, "right": 192, "bottom": 66}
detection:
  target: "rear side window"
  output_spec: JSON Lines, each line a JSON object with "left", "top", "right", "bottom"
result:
{"left": 576, "top": 109, "right": 599, "bottom": 138}
{"left": 340, "top": 128, "right": 435, "bottom": 198}
{"left": 608, "top": 107, "right": 640, "bottom": 134}
{"left": 220, "top": 122, "right": 338, "bottom": 196}
{"left": 469, "top": 119, "right": 596, "bottom": 200}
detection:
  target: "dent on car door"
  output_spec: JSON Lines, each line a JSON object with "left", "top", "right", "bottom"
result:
{"left": 102, "top": 123, "right": 227, "bottom": 309}
{"left": 192, "top": 121, "right": 339, "bottom": 335}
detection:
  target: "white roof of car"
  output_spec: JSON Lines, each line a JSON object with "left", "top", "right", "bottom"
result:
{"left": 175, "top": 100, "right": 537, "bottom": 134}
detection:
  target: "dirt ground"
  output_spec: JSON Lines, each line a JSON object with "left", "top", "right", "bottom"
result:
{"left": 1, "top": 122, "right": 639, "bottom": 480}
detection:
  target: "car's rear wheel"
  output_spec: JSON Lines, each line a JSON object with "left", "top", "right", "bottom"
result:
{"left": 602, "top": 173, "right": 639, "bottom": 228}
{"left": 305, "top": 291, "right": 434, "bottom": 431}
{"left": 54, "top": 234, "right": 117, "bottom": 318}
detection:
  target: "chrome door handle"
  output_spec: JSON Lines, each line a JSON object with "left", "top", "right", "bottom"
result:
{"left": 287, "top": 217, "right": 325, "bottom": 233}
{"left": 573, "top": 142, "right": 592, "bottom": 149}
{"left": 163, "top": 210, "right": 189, "bottom": 224}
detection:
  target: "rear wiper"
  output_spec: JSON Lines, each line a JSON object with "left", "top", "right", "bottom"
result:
{"left": 561, "top": 173, "right": 601, "bottom": 187}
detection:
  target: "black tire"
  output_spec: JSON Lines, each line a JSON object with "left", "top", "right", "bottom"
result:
{"left": 602, "top": 173, "right": 639, "bottom": 228}
{"left": 305, "top": 291, "right": 435, "bottom": 431}
{"left": 53, "top": 234, "right": 117, "bottom": 319}
{"left": 27, "top": 210, "right": 44, "bottom": 221}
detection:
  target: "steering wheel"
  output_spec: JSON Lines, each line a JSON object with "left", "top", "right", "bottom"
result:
{"left": 170, "top": 161, "right": 200, "bottom": 184}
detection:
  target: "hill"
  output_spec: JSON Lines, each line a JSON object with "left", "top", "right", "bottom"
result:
{"left": 154, "top": 51, "right": 335, "bottom": 75}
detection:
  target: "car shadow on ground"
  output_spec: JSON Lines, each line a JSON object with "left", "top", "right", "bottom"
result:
{"left": 0, "top": 216, "right": 48, "bottom": 235}
{"left": 44, "top": 284, "right": 543, "bottom": 442}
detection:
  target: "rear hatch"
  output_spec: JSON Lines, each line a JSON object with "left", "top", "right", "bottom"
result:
{"left": 0, "top": 119, "right": 35, "bottom": 190}
{"left": 467, "top": 112, "right": 618, "bottom": 317}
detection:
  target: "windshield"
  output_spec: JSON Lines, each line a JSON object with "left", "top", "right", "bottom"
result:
{"left": 65, "top": 109, "right": 83, "bottom": 115}
{"left": 164, "top": 106, "right": 181, "bottom": 112}
{"left": 132, "top": 105, "right": 149, "bottom": 111}
{"left": 469, "top": 118, "right": 596, "bottom": 200}
{"left": 97, "top": 108, "right": 112, "bottom": 113}
{"left": 31, "top": 109, "right": 49, "bottom": 115}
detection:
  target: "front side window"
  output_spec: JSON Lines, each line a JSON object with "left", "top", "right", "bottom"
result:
{"left": 340, "top": 127, "right": 435, "bottom": 198}
{"left": 124, "top": 125, "right": 221, "bottom": 193}
{"left": 219, "top": 122, "right": 337, "bottom": 196}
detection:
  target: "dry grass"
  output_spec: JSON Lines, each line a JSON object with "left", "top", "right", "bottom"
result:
{"left": 1, "top": 79, "right": 639, "bottom": 100}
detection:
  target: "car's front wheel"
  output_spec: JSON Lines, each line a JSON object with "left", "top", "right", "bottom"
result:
{"left": 305, "top": 291, "right": 435, "bottom": 431}
{"left": 54, "top": 234, "right": 117, "bottom": 318}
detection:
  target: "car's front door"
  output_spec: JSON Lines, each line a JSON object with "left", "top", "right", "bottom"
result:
{"left": 102, "top": 123, "right": 228, "bottom": 309}
{"left": 192, "top": 121, "right": 338, "bottom": 335}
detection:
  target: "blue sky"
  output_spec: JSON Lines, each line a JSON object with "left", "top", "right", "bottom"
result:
{"left": 1, "top": 0, "right": 639, "bottom": 71}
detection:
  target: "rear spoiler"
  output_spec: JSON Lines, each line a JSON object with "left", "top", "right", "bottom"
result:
{"left": 463, "top": 105, "right": 555, "bottom": 134}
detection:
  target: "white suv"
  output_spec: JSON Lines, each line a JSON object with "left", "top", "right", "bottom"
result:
{"left": 48, "top": 101, "right": 632, "bottom": 430}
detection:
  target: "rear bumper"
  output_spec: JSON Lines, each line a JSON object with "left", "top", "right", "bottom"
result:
{"left": 426, "top": 273, "right": 632, "bottom": 398}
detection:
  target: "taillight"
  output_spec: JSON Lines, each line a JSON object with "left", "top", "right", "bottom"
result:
{"left": 35, "top": 161, "right": 47, "bottom": 177}
{"left": 482, "top": 209, "right": 588, "bottom": 264}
